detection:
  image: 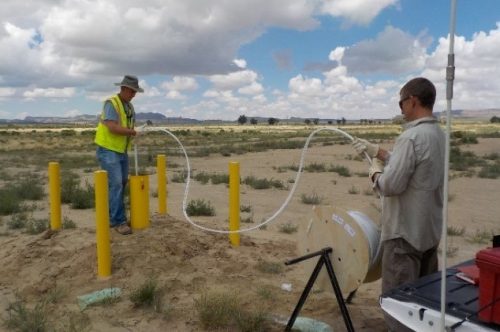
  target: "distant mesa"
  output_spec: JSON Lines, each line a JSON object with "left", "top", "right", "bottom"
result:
{"left": 0, "top": 109, "right": 499, "bottom": 125}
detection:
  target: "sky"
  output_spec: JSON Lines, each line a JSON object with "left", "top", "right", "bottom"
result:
{"left": 0, "top": 0, "right": 499, "bottom": 121}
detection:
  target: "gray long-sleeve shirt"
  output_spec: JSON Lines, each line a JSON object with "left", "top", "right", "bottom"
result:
{"left": 375, "top": 116, "right": 446, "bottom": 251}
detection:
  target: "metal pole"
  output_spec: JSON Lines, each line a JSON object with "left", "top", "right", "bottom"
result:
{"left": 48, "top": 162, "right": 61, "bottom": 230}
{"left": 228, "top": 161, "right": 240, "bottom": 246}
{"left": 134, "top": 143, "right": 139, "bottom": 176}
{"left": 95, "top": 170, "right": 111, "bottom": 279}
{"left": 441, "top": 0, "right": 457, "bottom": 330}
{"left": 157, "top": 154, "right": 167, "bottom": 214}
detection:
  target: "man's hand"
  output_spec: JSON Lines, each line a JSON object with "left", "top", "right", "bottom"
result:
{"left": 134, "top": 124, "right": 147, "bottom": 136}
{"left": 369, "top": 158, "right": 384, "bottom": 182}
{"left": 352, "top": 137, "right": 379, "bottom": 158}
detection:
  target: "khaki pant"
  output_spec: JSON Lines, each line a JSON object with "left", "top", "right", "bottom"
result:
{"left": 381, "top": 238, "right": 438, "bottom": 332}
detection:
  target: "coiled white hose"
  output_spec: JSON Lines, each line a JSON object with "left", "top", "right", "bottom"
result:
{"left": 145, "top": 126, "right": 372, "bottom": 234}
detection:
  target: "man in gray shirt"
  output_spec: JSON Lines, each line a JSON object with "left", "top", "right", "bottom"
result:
{"left": 353, "top": 77, "right": 445, "bottom": 331}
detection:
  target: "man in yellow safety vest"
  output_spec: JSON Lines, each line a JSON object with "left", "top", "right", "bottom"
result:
{"left": 95, "top": 75, "right": 144, "bottom": 235}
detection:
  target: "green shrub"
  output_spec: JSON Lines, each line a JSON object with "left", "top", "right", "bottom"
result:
{"left": 454, "top": 133, "right": 478, "bottom": 145}
{"left": 70, "top": 182, "right": 94, "bottom": 209}
{"left": 450, "top": 147, "right": 485, "bottom": 171}
{"left": 171, "top": 171, "right": 187, "bottom": 183}
{"left": 329, "top": 164, "right": 351, "bottom": 177}
{"left": 210, "top": 173, "right": 229, "bottom": 185}
{"left": 61, "top": 172, "right": 80, "bottom": 204}
{"left": 5, "top": 299, "right": 49, "bottom": 332}
{"left": 241, "top": 215, "right": 254, "bottom": 223}
{"left": 61, "top": 129, "right": 77, "bottom": 136}
{"left": 62, "top": 217, "right": 77, "bottom": 229}
{"left": 240, "top": 205, "right": 252, "bottom": 213}
{"left": 243, "top": 176, "right": 284, "bottom": 190}
{"left": 300, "top": 192, "right": 323, "bottom": 205}
{"left": 186, "top": 199, "right": 216, "bottom": 216}
{"left": 0, "top": 175, "right": 44, "bottom": 216}
{"left": 194, "top": 291, "right": 239, "bottom": 330}
{"left": 235, "top": 309, "right": 269, "bottom": 332}
{"left": 194, "top": 172, "right": 210, "bottom": 184}
{"left": 484, "top": 153, "right": 499, "bottom": 160}
{"left": 278, "top": 222, "right": 298, "bottom": 234}
{"left": 447, "top": 226, "right": 465, "bottom": 236}
{"left": 7, "top": 213, "right": 28, "bottom": 229}
{"left": 304, "top": 162, "right": 327, "bottom": 172}
{"left": 467, "top": 229, "right": 493, "bottom": 244}
{"left": 348, "top": 186, "right": 360, "bottom": 194}
{"left": 26, "top": 218, "right": 49, "bottom": 235}
{"left": 130, "top": 278, "right": 164, "bottom": 312}
{"left": 8, "top": 176, "right": 45, "bottom": 200}
{"left": 0, "top": 188, "right": 22, "bottom": 215}
{"left": 256, "top": 285, "right": 275, "bottom": 301}
{"left": 478, "top": 162, "right": 500, "bottom": 179}
{"left": 255, "top": 260, "right": 284, "bottom": 274}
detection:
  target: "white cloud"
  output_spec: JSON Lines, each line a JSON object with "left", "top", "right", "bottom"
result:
{"left": 329, "top": 47, "right": 345, "bottom": 63}
{"left": 166, "top": 90, "right": 186, "bottom": 100}
{"left": 233, "top": 59, "right": 247, "bottom": 69}
{"left": 203, "top": 89, "right": 220, "bottom": 98}
{"left": 289, "top": 75, "right": 324, "bottom": 97}
{"left": 238, "top": 82, "right": 264, "bottom": 95}
{"left": 321, "top": 0, "right": 398, "bottom": 25}
{"left": 0, "top": 87, "right": 15, "bottom": 97}
{"left": 423, "top": 23, "right": 500, "bottom": 111}
{"left": 64, "top": 109, "right": 81, "bottom": 117}
{"left": 0, "top": 0, "right": 319, "bottom": 88}
{"left": 23, "top": 87, "right": 76, "bottom": 99}
{"left": 139, "top": 80, "right": 162, "bottom": 97}
{"left": 342, "top": 26, "right": 429, "bottom": 75}
{"left": 162, "top": 76, "right": 198, "bottom": 91}
{"left": 0, "top": 1, "right": 499, "bottom": 121}
{"left": 253, "top": 94, "right": 267, "bottom": 103}
{"left": 209, "top": 70, "right": 259, "bottom": 90}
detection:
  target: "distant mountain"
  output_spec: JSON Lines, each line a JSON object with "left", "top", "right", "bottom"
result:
{"left": 434, "top": 108, "right": 500, "bottom": 119}
{"left": 1, "top": 114, "right": 99, "bottom": 124}
{"left": 0, "top": 108, "right": 499, "bottom": 125}
{"left": 0, "top": 113, "right": 204, "bottom": 125}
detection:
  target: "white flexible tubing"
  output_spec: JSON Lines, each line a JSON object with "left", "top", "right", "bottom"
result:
{"left": 148, "top": 126, "right": 373, "bottom": 234}
{"left": 133, "top": 143, "right": 139, "bottom": 176}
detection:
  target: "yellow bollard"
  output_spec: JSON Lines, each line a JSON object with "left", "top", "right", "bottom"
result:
{"left": 94, "top": 170, "right": 111, "bottom": 279}
{"left": 229, "top": 162, "right": 240, "bottom": 247}
{"left": 157, "top": 154, "right": 167, "bottom": 215}
{"left": 130, "top": 175, "right": 150, "bottom": 229}
{"left": 48, "top": 162, "right": 61, "bottom": 230}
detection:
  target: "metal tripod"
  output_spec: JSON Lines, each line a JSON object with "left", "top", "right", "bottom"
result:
{"left": 284, "top": 247, "right": 355, "bottom": 332}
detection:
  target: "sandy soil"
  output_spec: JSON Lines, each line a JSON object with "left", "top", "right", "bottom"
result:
{"left": 0, "top": 133, "right": 499, "bottom": 331}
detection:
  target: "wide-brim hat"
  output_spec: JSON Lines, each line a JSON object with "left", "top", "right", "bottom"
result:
{"left": 114, "top": 75, "right": 144, "bottom": 93}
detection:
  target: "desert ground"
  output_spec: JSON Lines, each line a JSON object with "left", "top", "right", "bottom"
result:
{"left": 0, "top": 122, "right": 499, "bottom": 331}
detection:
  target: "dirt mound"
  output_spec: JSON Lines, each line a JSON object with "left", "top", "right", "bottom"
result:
{"left": 0, "top": 213, "right": 386, "bottom": 331}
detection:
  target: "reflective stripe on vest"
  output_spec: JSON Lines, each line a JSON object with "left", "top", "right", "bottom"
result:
{"left": 94, "top": 95, "right": 133, "bottom": 153}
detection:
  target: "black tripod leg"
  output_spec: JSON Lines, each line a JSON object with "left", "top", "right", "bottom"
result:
{"left": 346, "top": 289, "right": 357, "bottom": 304}
{"left": 285, "top": 257, "right": 325, "bottom": 331}
{"left": 324, "top": 253, "right": 355, "bottom": 332}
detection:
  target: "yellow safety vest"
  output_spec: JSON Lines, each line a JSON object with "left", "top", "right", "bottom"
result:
{"left": 94, "top": 95, "right": 135, "bottom": 153}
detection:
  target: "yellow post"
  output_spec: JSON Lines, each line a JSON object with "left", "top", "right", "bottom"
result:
{"left": 94, "top": 170, "right": 111, "bottom": 279}
{"left": 229, "top": 161, "right": 240, "bottom": 247}
{"left": 48, "top": 162, "right": 61, "bottom": 230}
{"left": 157, "top": 154, "right": 167, "bottom": 214}
{"left": 130, "top": 175, "right": 150, "bottom": 229}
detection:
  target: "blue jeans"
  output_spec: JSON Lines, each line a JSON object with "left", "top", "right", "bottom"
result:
{"left": 96, "top": 146, "right": 129, "bottom": 227}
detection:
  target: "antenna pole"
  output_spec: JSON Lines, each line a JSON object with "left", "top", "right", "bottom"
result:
{"left": 440, "top": 0, "right": 457, "bottom": 330}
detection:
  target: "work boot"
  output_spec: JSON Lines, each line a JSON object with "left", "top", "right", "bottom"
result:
{"left": 114, "top": 224, "right": 132, "bottom": 235}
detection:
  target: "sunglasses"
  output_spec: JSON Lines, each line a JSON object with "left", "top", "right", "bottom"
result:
{"left": 399, "top": 96, "right": 411, "bottom": 110}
